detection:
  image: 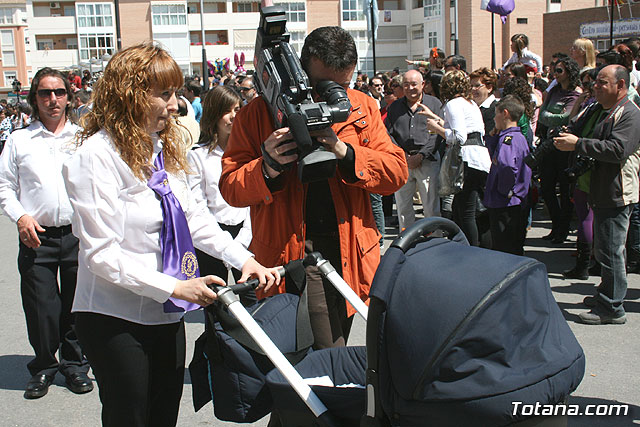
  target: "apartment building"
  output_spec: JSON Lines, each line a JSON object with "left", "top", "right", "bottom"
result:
{"left": 0, "top": 0, "right": 29, "bottom": 98}
{"left": 18, "top": 0, "right": 621, "bottom": 93}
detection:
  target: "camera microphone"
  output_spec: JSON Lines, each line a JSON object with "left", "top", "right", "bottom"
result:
{"left": 288, "top": 112, "right": 313, "bottom": 153}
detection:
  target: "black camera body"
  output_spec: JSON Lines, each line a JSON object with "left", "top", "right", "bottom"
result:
{"left": 524, "top": 125, "right": 568, "bottom": 169}
{"left": 253, "top": 6, "right": 352, "bottom": 183}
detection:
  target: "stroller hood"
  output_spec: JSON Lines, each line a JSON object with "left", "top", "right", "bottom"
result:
{"left": 370, "top": 238, "right": 585, "bottom": 424}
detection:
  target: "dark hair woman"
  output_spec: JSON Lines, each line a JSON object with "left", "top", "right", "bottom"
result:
{"left": 536, "top": 56, "right": 581, "bottom": 244}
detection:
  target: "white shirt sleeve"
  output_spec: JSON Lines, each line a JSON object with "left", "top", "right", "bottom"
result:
{"left": 444, "top": 99, "right": 469, "bottom": 146}
{"left": 0, "top": 135, "right": 26, "bottom": 223}
{"left": 63, "top": 148, "right": 177, "bottom": 303}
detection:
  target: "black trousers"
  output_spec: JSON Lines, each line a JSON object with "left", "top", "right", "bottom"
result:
{"left": 539, "top": 149, "right": 573, "bottom": 235}
{"left": 18, "top": 225, "right": 88, "bottom": 377}
{"left": 452, "top": 165, "right": 488, "bottom": 247}
{"left": 305, "top": 233, "right": 354, "bottom": 349}
{"left": 489, "top": 205, "right": 528, "bottom": 256}
{"left": 75, "top": 312, "right": 185, "bottom": 427}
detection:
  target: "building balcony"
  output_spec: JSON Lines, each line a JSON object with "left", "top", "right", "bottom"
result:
{"left": 377, "top": 9, "right": 411, "bottom": 26}
{"left": 31, "top": 48, "right": 78, "bottom": 70}
{"left": 30, "top": 16, "right": 76, "bottom": 35}
{"left": 187, "top": 12, "right": 259, "bottom": 31}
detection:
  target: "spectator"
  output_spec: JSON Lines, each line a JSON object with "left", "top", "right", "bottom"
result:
{"left": 238, "top": 75, "right": 258, "bottom": 103}
{"left": 390, "top": 74, "right": 404, "bottom": 99}
{"left": 368, "top": 75, "right": 385, "bottom": 108}
{"left": 386, "top": 69, "right": 442, "bottom": 230}
{"left": 74, "top": 89, "right": 92, "bottom": 118}
{"left": 469, "top": 67, "right": 498, "bottom": 135}
{"left": 0, "top": 67, "right": 92, "bottom": 400}
{"left": 502, "top": 33, "right": 543, "bottom": 73}
{"left": 444, "top": 55, "right": 467, "bottom": 74}
{"left": 175, "top": 96, "right": 200, "bottom": 151}
{"left": 183, "top": 79, "right": 203, "bottom": 122}
{"left": 570, "top": 38, "right": 597, "bottom": 74}
{"left": 554, "top": 65, "right": 640, "bottom": 325}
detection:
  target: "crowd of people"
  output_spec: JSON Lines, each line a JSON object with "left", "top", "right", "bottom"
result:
{"left": 0, "top": 29, "right": 638, "bottom": 426}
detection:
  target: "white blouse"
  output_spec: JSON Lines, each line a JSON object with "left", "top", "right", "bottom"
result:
{"left": 0, "top": 121, "right": 78, "bottom": 227}
{"left": 502, "top": 48, "right": 543, "bottom": 71}
{"left": 63, "top": 130, "right": 253, "bottom": 325}
{"left": 443, "top": 97, "right": 491, "bottom": 173}
{"left": 188, "top": 144, "right": 252, "bottom": 251}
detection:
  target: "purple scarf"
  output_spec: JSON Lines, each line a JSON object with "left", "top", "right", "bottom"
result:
{"left": 148, "top": 151, "right": 201, "bottom": 313}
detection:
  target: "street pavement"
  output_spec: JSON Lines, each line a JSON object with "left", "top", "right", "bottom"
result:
{"left": 0, "top": 208, "right": 638, "bottom": 426}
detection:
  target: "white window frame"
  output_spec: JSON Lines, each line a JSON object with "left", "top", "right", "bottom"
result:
{"left": 411, "top": 24, "right": 424, "bottom": 40}
{"left": 428, "top": 31, "right": 437, "bottom": 48}
{"left": 78, "top": 33, "right": 115, "bottom": 61}
{"left": 4, "top": 71, "right": 17, "bottom": 87}
{"left": 1, "top": 30, "right": 15, "bottom": 67}
{"left": 424, "top": 0, "right": 440, "bottom": 17}
{"left": 342, "top": 0, "right": 365, "bottom": 22}
{"left": 236, "top": 2, "right": 253, "bottom": 13}
{"left": 289, "top": 30, "right": 306, "bottom": 54}
{"left": 348, "top": 29, "right": 369, "bottom": 51}
{"left": 151, "top": 3, "right": 187, "bottom": 26}
{"left": 37, "top": 38, "right": 54, "bottom": 51}
{"left": 0, "top": 8, "right": 14, "bottom": 24}
{"left": 77, "top": 3, "right": 113, "bottom": 28}
{"left": 275, "top": 2, "right": 305, "bottom": 23}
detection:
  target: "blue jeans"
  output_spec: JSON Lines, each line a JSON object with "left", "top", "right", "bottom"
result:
{"left": 593, "top": 205, "right": 633, "bottom": 317}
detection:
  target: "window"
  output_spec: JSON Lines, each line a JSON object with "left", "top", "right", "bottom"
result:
{"left": 37, "top": 39, "right": 54, "bottom": 50}
{"left": 0, "top": 8, "right": 14, "bottom": 24}
{"left": 67, "top": 37, "right": 78, "bottom": 49}
{"left": 1, "top": 30, "right": 15, "bottom": 67}
{"left": 550, "top": 0, "right": 561, "bottom": 3}
{"left": 516, "top": 18, "right": 527, "bottom": 24}
{"left": 411, "top": 24, "right": 423, "bottom": 40}
{"left": 424, "top": 0, "right": 440, "bottom": 17}
{"left": 358, "top": 56, "right": 374, "bottom": 76}
{"left": 64, "top": 6, "right": 76, "bottom": 16}
{"left": 342, "top": 0, "right": 365, "bottom": 21}
{"left": 413, "top": 0, "right": 423, "bottom": 7}
{"left": 275, "top": 2, "right": 305, "bottom": 22}
{"left": 348, "top": 30, "right": 369, "bottom": 51}
{"left": 289, "top": 31, "right": 305, "bottom": 54}
{"left": 77, "top": 3, "right": 113, "bottom": 28}
{"left": 236, "top": 2, "right": 254, "bottom": 12}
{"left": 151, "top": 4, "right": 187, "bottom": 26}
{"left": 428, "top": 31, "right": 437, "bottom": 48}
{"left": 79, "top": 33, "right": 114, "bottom": 61}
{"left": 4, "top": 71, "right": 17, "bottom": 87}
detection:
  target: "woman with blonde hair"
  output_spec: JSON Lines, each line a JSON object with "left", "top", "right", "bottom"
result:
{"left": 63, "top": 43, "right": 280, "bottom": 426}
{"left": 423, "top": 70, "right": 491, "bottom": 245}
{"left": 570, "top": 38, "right": 596, "bottom": 73}
{"left": 188, "top": 85, "right": 255, "bottom": 304}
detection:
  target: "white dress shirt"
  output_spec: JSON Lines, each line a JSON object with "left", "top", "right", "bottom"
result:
{"left": 443, "top": 97, "right": 491, "bottom": 173}
{"left": 63, "top": 130, "right": 253, "bottom": 325}
{"left": 0, "top": 120, "right": 78, "bottom": 226}
{"left": 188, "top": 144, "right": 252, "bottom": 250}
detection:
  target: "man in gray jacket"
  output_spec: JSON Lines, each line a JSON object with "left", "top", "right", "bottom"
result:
{"left": 555, "top": 64, "right": 640, "bottom": 324}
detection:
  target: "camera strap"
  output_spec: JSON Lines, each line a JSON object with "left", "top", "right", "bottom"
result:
{"left": 261, "top": 142, "right": 285, "bottom": 173}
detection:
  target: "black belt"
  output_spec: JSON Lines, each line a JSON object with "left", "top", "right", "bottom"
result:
{"left": 464, "top": 132, "right": 484, "bottom": 146}
{"left": 39, "top": 225, "right": 73, "bottom": 237}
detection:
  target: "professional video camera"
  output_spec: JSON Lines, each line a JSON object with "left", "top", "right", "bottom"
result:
{"left": 253, "top": 5, "right": 352, "bottom": 183}
{"left": 524, "top": 125, "right": 567, "bottom": 169}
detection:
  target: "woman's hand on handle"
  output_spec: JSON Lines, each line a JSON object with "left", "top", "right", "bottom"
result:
{"left": 172, "top": 275, "right": 225, "bottom": 307}
{"left": 239, "top": 257, "right": 281, "bottom": 294}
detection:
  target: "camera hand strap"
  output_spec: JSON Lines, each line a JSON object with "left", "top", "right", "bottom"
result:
{"left": 261, "top": 143, "right": 285, "bottom": 173}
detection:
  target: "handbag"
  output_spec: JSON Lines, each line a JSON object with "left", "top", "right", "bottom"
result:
{"left": 438, "top": 141, "right": 464, "bottom": 197}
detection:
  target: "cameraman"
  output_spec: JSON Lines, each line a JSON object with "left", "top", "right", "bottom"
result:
{"left": 220, "top": 27, "right": 408, "bottom": 348}
{"left": 554, "top": 64, "right": 640, "bottom": 325}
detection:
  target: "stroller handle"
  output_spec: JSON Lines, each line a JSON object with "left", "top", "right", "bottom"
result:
{"left": 391, "top": 217, "right": 468, "bottom": 253}
{"left": 223, "top": 266, "right": 287, "bottom": 294}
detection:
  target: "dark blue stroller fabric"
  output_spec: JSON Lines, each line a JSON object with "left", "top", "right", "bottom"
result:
{"left": 368, "top": 233, "right": 585, "bottom": 426}
{"left": 266, "top": 346, "right": 367, "bottom": 426}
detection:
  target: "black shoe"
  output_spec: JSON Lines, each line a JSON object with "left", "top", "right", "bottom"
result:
{"left": 627, "top": 262, "right": 640, "bottom": 274}
{"left": 578, "top": 310, "right": 626, "bottom": 325}
{"left": 552, "top": 232, "right": 569, "bottom": 244}
{"left": 24, "top": 374, "right": 54, "bottom": 399}
{"left": 64, "top": 372, "right": 93, "bottom": 394}
{"left": 563, "top": 266, "right": 588, "bottom": 280}
{"left": 583, "top": 295, "right": 597, "bottom": 307}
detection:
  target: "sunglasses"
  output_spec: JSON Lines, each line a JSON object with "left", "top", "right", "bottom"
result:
{"left": 37, "top": 88, "right": 67, "bottom": 98}
{"left": 371, "top": 83, "right": 384, "bottom": 87}
{"left": 554, "top": 68, "right": 564, "bottom": 74}
{"left": 238, "top": 86, "right": 254, "bottom": 92}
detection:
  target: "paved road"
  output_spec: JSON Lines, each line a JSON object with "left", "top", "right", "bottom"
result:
{"left": 0, "top": 209, "right": 638, "bottom": 426}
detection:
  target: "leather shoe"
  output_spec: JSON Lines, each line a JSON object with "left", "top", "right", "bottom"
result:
{"left": 578, "top": 310, "right": 626, "bottom": 325}
{"left": 24, "top": 374, "right": 54, "bottom": 399}
{"left": 65, "top": 372, "right": 93, "bottom": 394}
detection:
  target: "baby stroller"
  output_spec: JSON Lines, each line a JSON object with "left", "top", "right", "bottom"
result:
{"left": 265, "top": 218, "right": 585, "bottom": 426}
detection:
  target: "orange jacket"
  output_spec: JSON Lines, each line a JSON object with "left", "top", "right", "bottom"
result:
{"left": 220, "top": 89, "right": 408, "bottom": 315}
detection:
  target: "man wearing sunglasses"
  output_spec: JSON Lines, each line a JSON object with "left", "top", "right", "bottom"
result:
{"left": 368, "top": 76, "right": 385, "bottom": 108}
{"left": 0, "top": 67, "right": 92, "bottom": 399}
{"left": 238, "top": 75, "right": 258, "bottom": 103}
